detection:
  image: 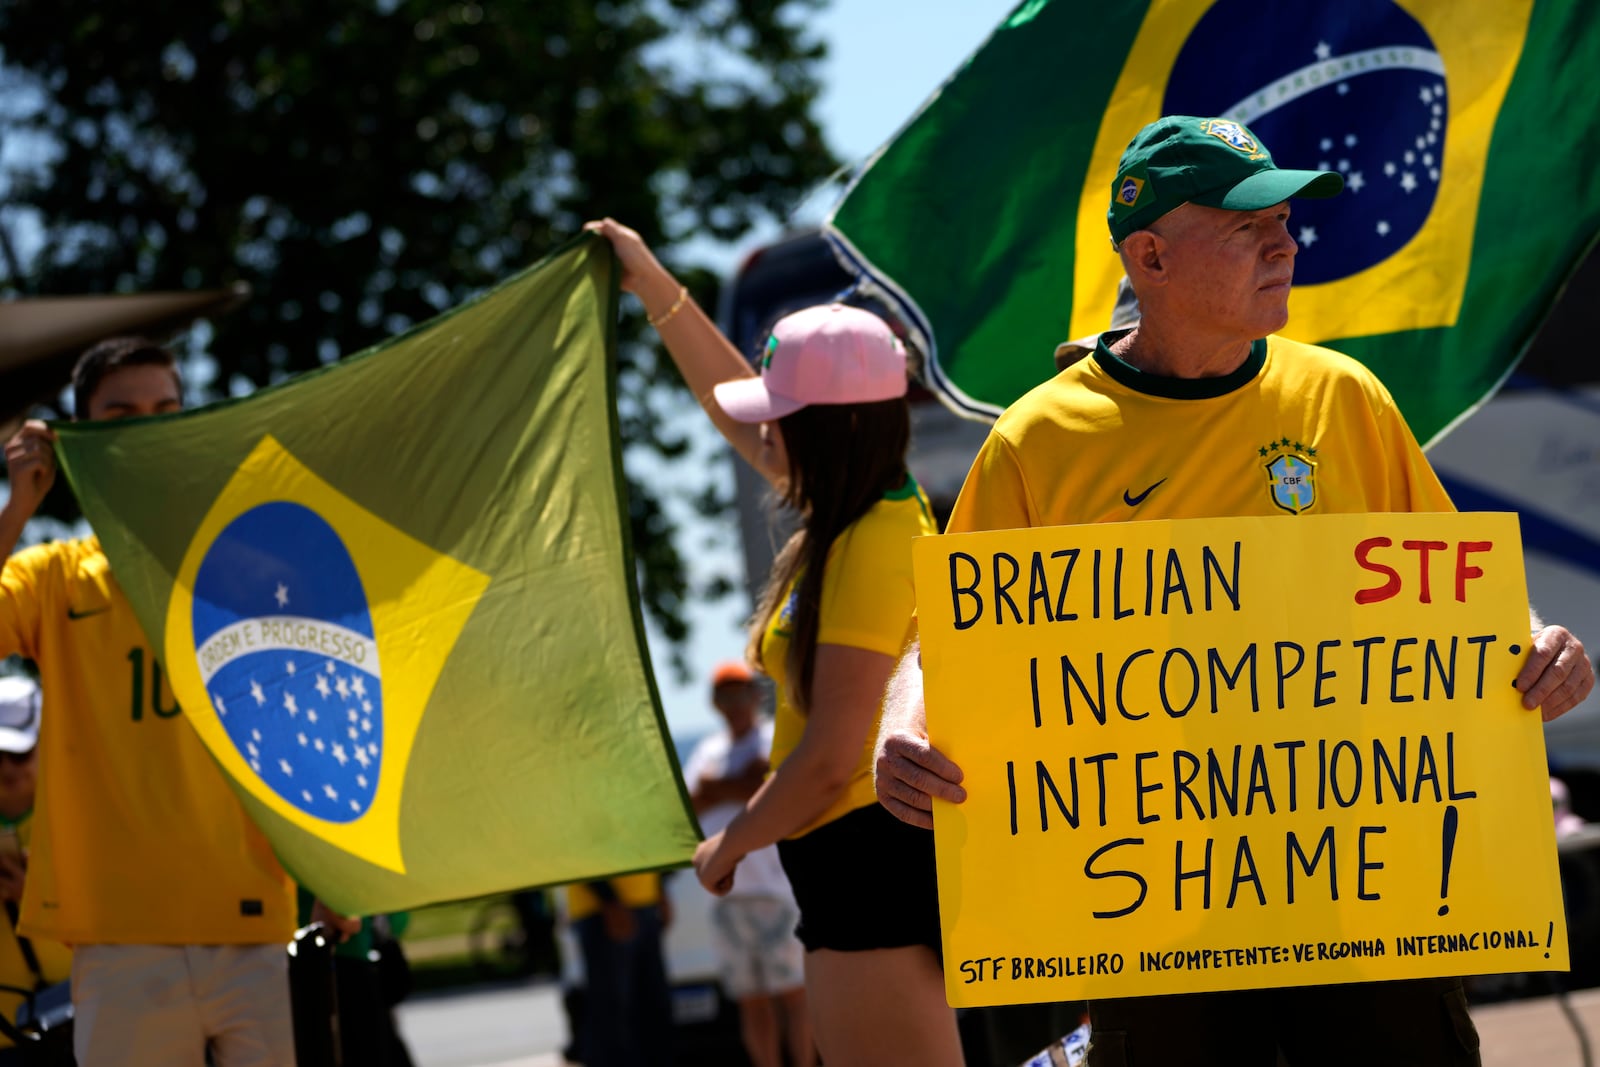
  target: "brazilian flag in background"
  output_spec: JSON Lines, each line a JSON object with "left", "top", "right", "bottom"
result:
{"left": 826, "top": 0, "right": 1600, "bottom": 442}
{"left": 52, "top": 236, "right": 699, "bottom": 914}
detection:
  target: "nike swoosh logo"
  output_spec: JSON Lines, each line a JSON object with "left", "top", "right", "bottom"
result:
{"left": 66, "top": 606, "right": 110, "bottom": 621}
{"left": 1123, "top": 478, "right": 1167, "bottom": 507}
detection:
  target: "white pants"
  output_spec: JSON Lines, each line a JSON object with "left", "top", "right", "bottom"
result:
{"left": 71, "top": 943, "right": 293, "bottom": 1067}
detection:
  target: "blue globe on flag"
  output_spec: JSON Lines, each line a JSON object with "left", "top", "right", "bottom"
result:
{"left": 1166, "top": 0, "right": 1447, "bottom": 285}
{"left": 191, "top": 501, "right": 384, "bottom": 823}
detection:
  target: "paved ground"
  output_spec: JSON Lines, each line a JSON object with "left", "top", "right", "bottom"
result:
{"left": 396, "top": 980, "right": 1600, "bottom": 1067}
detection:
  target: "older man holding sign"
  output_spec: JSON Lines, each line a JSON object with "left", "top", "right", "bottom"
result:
{"left": 875, "top": 116, "right": 1594, "bottom": 1066}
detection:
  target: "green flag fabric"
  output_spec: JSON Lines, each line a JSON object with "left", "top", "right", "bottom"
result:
{"left": 826, "top": 0, "right": 1600, "bottom": 442}
{"left": 53, "top": 236, "right": 699, "bottom": 914}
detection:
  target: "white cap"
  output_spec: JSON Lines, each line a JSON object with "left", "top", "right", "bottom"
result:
{"left": 0, "top": 677, "right": 41, "bottom": 753}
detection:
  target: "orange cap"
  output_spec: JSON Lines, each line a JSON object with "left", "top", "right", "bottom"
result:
{"left": 710, "top": 660, "right": 755, "bottom": 689}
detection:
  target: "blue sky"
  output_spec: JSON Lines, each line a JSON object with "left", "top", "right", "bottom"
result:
{"left": 651, "top": 0, "right": 1018, "bottom": 738}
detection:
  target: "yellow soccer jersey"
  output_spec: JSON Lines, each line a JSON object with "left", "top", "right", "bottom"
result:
{"left": 566, "top": 874, "right": 663, "bottom": 921}
{"left": 763, "top": 479, "right": 936, "bottom": 838}
{"left": 0, "top": 813, "right": 69, "bottom": 1048}
{"left": 948, "top": 332, "right": 1454, "bottom": 536}
{"left": 0, "top": 539, "right": 295, "bottom": 945}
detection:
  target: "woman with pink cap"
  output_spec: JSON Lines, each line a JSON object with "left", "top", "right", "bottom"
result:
{"left": 587, "top": 219, "right": 958, "bottom": 1066}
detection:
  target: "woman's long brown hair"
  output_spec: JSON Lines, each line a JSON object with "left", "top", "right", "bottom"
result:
{"left": 746, "top": 395, "right": 911, "bottom": 712}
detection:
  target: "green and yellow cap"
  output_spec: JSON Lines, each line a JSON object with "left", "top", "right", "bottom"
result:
{"left": 1106, "top": 116, "right": 1344, "bottom": 246}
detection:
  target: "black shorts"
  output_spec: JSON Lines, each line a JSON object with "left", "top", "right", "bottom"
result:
{"left": 776, "top": 801, "right": 942, "bottom": 954}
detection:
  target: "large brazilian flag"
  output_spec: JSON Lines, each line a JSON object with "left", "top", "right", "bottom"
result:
{"left": 52, "top": 236, "right": 699, "bottom": 914}
{"left": 826, "top": 0, "right": 1600, "bottom": 442}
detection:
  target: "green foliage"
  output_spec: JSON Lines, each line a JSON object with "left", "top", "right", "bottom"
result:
{"left": 0, "top": 0, "right": 838, "bottom": 668}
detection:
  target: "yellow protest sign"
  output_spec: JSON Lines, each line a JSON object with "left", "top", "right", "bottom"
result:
{"left": 915, "top": 512, "right": 1566, "bottom": 1006}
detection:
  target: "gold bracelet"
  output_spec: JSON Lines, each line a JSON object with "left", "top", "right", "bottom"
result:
{"left": 648, "top": 285, "right": 689, "bottom": 329}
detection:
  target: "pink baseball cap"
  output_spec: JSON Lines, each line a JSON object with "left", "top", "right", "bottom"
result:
{"left": 712, "top": 304, "right": 908, "bottom": 424}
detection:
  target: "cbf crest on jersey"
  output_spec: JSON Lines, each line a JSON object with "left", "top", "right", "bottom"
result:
{"left": 167, "top": 435, "right": 488, "bottom": 873}
{"left": 1260, "top": 438, "right": 1319, "bottom": 514}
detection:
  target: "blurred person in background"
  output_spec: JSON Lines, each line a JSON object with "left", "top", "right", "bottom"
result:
{"left": 683, "top": 661, "right": 813, "bottom": 1067}
{"left": 0, "top": 676, "right": 70, "bottom": 1063}
{"left": 567, "top": 873, "right": 674, "bottom": 1067}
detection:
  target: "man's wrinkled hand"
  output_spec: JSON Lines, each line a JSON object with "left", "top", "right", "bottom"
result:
{"left": 873, "top": 727, "right": 966, "bottom": 831}
{"left": 1519, "top": 626, "right": 1594, "bottom": 721}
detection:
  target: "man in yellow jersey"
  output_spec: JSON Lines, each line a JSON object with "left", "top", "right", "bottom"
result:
{"left": 0, "top": 337, "right": 357, "bottom": 1066}
{"left": 872, "top": 116, "right": 1594, "bottom": 1066}
{"left": 0, "top": 676, "right": 71, "bottom": 1064}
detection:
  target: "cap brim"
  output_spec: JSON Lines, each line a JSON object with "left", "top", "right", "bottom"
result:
{"left": 0, "top": 727, "right": 37, "bottom": 754}
{"left": 1207, "top": 168, "right": 1344, "bottom": 212}
{"left": 712, "top": 376, "right": 807, "bottom": 424}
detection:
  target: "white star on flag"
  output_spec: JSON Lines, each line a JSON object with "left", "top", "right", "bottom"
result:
{"left": 250, "top": 679, "right": 266, "bottom": 706}
{"left": 250, "top": 759, "right": 260, "bottom": 772}
{"left": 324, "top": 784, "right": 338, "bottom": 800}
{"left": 302, "top": 789, "right": 313, "bottom": 802}
{"left": 1430, "top": 168, "right": 1440, "bottom": 182}
{"left": 284, "top": 692, "right": 298, "bottom": 716}
{"left": 1337, "top": 159, "right": 1349, "bottom": 172}
{"left": 1420, "top": 87, "right": 1433, "bottom": 104}
{"left": 1404, "top": 151, "right": 1415, "bottom": 164}
{"left": 1344, "top": 134, "right": 1357, "bottom": 148}
{"left": 315, "top": 674, "right": 331, "bottom": 699}
{"left": 252, "top": 728, "right": 262, "bottom": 742}
{"left": 1314, "top": 41, "right": 1331, "bottom": 60}
{"left": 298, "top": 732, "right": 308, "bottom": 746}
{"left": 1376, "top": 220, "right": 1392, "bottom": 236}
{"left": 350, "top": 800, "right": 360, "bottom": 812}
{"left": 1319, "top": 137, "right": 1332, "bottom": 151}
{"left": 1298, "top": 226, "right": 1318, "bottom": 247}
{"left": 1337, "top": 83, "right": 1349, "bottom": 96}
{"left": 332, "top": 743, "right": 348, "bottom": 766}
{"left": 361, "top": 719, "right": 372, "bottom": 733}
{"left": 357, "top": 774, "right": 368, "bottom": 787}
{"left": 351, "top": 677, "right": 366, "bottom": 699}
{"left": 213, "top": 692, "right": 227, "bottom": 717}
{"left": 247, "top": 741, "right": 258, "bottom": 758}
{"left": 315, "top": 738, "right": 325, "bottom": 752}
{"left": 355, "top": 748, "right": 371, "bottom": 768}
{"left": 368, "top": 743, "right": 379, "bottom": 757}
{"left": 362, "top": 699, "right": 373, "bottom": 713}
{"left": 1348, "top": 172, "right": 1365, "bottom": 193}
{"left": 326, "top": 662, "right": 337, "bottom": 675}
{"left": 279, "top": 759, "right": 293, "bottom": 776}
{"left": 286, "top": 660, "right": 296, "bottom": 676}
{"left": 348, "top": 726, "right": 359, "bottom": 741}
{"left": 348, "top": 708, "right": 359, "bottom": 723}
{"left": 1401, "top": 172, "right": 1418, "bottom": 193}
{"left": 1385, "top": 161, "right": 1397, "bottom": 177}
{"left": 335, "top": 676, "right": 350, "bottom": 700}
{"left": 307, "top": 709, "right": 319, "bottom": 724}
{"left": 275, "top": 583, "right": 290, "bottom": 609}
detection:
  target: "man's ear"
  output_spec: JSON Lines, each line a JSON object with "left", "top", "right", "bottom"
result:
{"left": 1119, "top": 230, "right": 1167, "bottom": 290}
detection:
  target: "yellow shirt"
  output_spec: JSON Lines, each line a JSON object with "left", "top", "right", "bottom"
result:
{"left": 566, "top": 874, "right": 663, "bottom": 921}
{"left": 0, "top": 538, "right": 295, "bottom": 945}
{"left": 763, "top": 480, "right": 937, "bottom": 837}
{"left": 0, "top": 813, "right": 70, "bottom": 1049}
{"left": 948, "top": 333, "right": 1454, "bottom": 535}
